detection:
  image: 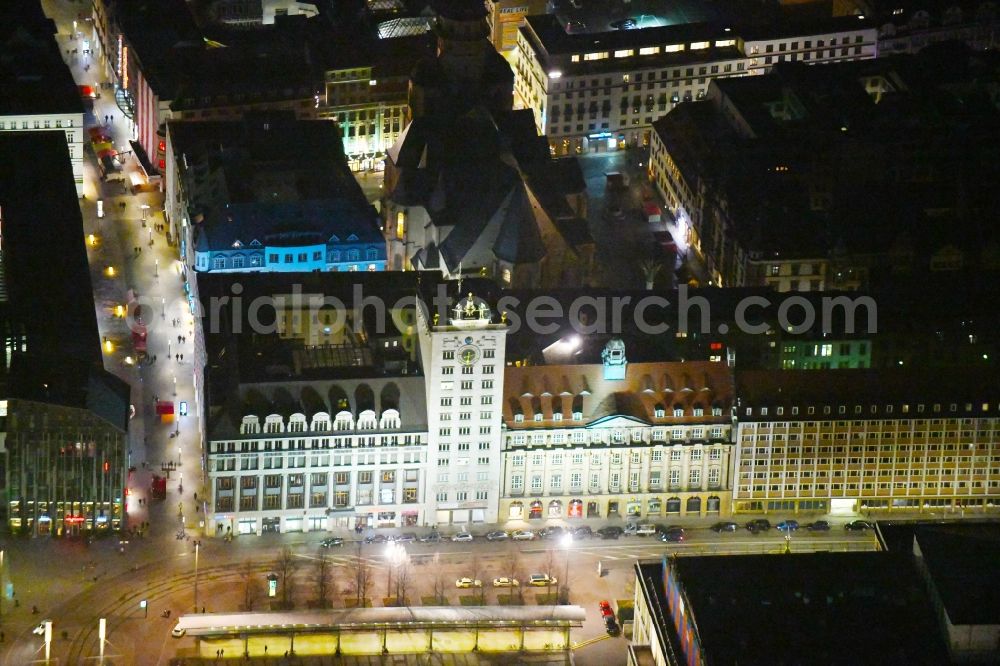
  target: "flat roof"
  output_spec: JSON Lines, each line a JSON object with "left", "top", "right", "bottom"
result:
{"left": 651, "top": 552, "right": 949, "bottom": 665}
{"left": 176, "top": 606, "right": 586, "bottom": 635}
{"left": 0, "top": 4, "right": 83, "bottom": 116}
{"left": 0, "top": 132, "right": 129, "bottom": 429}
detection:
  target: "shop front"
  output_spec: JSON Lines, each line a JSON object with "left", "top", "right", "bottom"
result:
{"left": 284, "top": 517, "right": 303, "bottom": 533}
{"left": 547, "top": 500, "right": 562, "bottom": 518}
{"left": 508, "top": 500, "right": 524, "bottom": 520}
{"left": 528, "top": 500, "right": 543, "bottom": 520}
{"left": 238, "top": 519, "right": 256, "bottom": 535}
{"left": 262, "top": 517, "right": 280, "bottom": 533}
{"left": 587, "top": 501, "right": 600, "bottom": 518}
{"left": 568, "top": 499, "right": 583, "bottom": 518}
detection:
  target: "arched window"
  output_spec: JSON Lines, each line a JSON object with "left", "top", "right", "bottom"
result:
{"left": 366, "top": 248, "right": 378, "bottom": 260}
{"left": 348, "top": 249, "right": 360, "bottom": 261}
{"left": 232, "top": 254, "right": 245, "bottom": 269}
{"left": 686, "top": 496, "right": 702, "bottom": 514}
{"left": 213, "top": 256, "right": 226, "bottom": 270}
{"left": 706, "top": 495, "right": 721, "bottom": 513}
{"left": 250, "top": 254, "right": 263, "bottom": 267}
{"left": 666, "top": 497, "right": 681, "bottom": 514}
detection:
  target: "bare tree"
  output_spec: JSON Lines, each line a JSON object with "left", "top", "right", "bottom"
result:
{"left": 542, "top": 548, "right": 559, "bottom": 600}
{"left": 504, "top": 545, "right": 526, "bottom": 603}
{"left": 240, "top": 560, "right": 258, "bottom": 611}
{"left": 350, "top": 543, "right": 372, "bottom": 606}
{"left": 274, "top": 546, "right": 299, "bottom": 608}
{"left": 395, "top": 555, "right": 413, "bottom": 606}
{"left": 313, "top": 551, "right": 333, "bottom": 609}
{"left": 430, "top": 553, "right": 448, "bottom": 605}
{"left": 468, "top": 553, "right": 486, "bottom": 603}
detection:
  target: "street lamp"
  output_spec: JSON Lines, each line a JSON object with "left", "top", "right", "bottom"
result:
{"left": 173, "top": 374, "right": 177, "bottom": 396}
{"left": 384, "top": 542, "right": 406, "bottom": 602}
{"left": 193, "top": 540, "right": 201, "bottom": 612}
{"left": 155, "top": 259, "right": 159, "bottom": 277}
{"left": 161, "top": 297, "right": 166, "bottom": 319}
{"left": 560, "top": 533, "right": 572, "bottom": 603}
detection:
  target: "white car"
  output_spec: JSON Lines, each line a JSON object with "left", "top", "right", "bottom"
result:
{"left": 455, "top": 577, "right": 482, "bottom": 588}
{"left": 511, "top": 530, "right": 535, "bottom": 541}
{"left": 451, "top": 532, "right": 474, "bottom": 542}
{"left": 171, "top": 626, "right": 186, "bottom": 638}
{"left": 492, "top": 577, "right": 519, "bottom": 587}
{"left": 528, "top": 573, "right": 557, "bottom": 587}
{"left": 32, "top": 621, "right": 50, "bottom": 636}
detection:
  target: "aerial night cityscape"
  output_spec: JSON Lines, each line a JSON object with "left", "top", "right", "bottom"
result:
{"left": 0, "top": 0, "right": 998, "bottom": 663}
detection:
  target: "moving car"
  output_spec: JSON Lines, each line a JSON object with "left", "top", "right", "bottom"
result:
{"left": 776, "top": 520, "right": 800, "bottom": 532}
{"left": 486, "top": 530, "right": 509, "bottom": 542}
{"left": 596, "top": 526, "right": 623, "bottom": 540}
{"left": 171, "top": 626, "right": 186, "bottom": 638}
{"left": 511, "top": 529, "right": 536, "bottom": 541}
{"left": 604, "top": 614, "right": 621, "bottom": 636}
{"left": 659, "top": 529, "right": 685, "bottom": 543}
{"left": 33, "top": 621, "right": 50, "bottom": 636}
{"left": 528, "top": 573, "right": 557, "bottom": 587}
{"left": 599, "top": 600, "right": 614, "bottom": 618}
{"left": 455, "top": 577, "right": 482, "bottom": 588}
{"left": 319, "top": 537, "right": 344, "bottom": 548}
{"left": 805, "top": 520, "right": 831, "bottom": 531}
{"left": 845, "top": 520, "right": 874, "bottom": 531}
{"left": 572, "top": 526, "right": 593, "bottom": 540}
{"left": 492, "top": 577, "right": 519, "bottom": 587}
{"left": 745, "top": 519, "right": 771, "bottom": 533}
{"left": 419, "top": 532, "right": 441, "bottom": 543}
{"left": 710, "top": 521, "right": 738, "bottom": 533}
{"left": 395, "top": 533, "right": 417, "bottom": 543}
{"left": 451, "top": 532, "right": 474, "bottom": 542}
{"left": 538, "top": 526, "right": 564, "bottom": 539}
{"left": 364, "top": 534, "right": 388, "bottom": 544}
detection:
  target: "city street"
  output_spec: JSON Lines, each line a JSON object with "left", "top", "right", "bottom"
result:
{"left": 1, "top": 513, "right": 876, "bottom": 664}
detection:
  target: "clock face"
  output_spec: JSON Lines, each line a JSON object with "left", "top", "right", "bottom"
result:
{"left": 458, "top": 345, "right": 480, "bottom": 366}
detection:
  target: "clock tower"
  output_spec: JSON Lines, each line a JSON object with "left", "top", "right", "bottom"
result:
{"left": 417, "top": 289, "right": 508, "bottom": 526}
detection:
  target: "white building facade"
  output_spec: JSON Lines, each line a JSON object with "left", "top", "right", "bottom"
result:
{"left": 207, "top": 376, "right": 430, "bottom": 536}
{"left": 514, "top": 15, "right": 877, "bottom": 155}
{"left": 500, "top": 344, "right": 737, "bottom": 523}
{"left": 417, "top": 292, "right": 509, "bottom": 525}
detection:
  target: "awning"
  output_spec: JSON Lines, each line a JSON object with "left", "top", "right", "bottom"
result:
{"left": 130, "top": 139, "right": 158, "bottom": 177}
{"left": 155, "top": 401, "right": 174, "bottom": 415}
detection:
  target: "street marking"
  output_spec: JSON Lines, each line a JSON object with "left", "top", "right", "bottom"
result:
{"left": 574, "top": 633, "right": 611, "bottom": 650}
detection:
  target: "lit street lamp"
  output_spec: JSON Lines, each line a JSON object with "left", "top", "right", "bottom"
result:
{"left": 384, "top": 541, "right": 406, "bottom": 602}
{"left": 560, "top": 533, "right": 572, "bottom": 604}
{"left": 155, "top": 259, "right": 159, "bottom": 277}
{"left": 193, "top": 540, "right": 201, "bottom": 612}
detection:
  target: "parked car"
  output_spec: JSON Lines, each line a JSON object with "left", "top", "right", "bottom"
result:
{"left": 572, "top": 526, "right": 593, "bottom": 540}
{"left": 635, "top": 523, "right": 658, "bottom": 537}
{"left": 395, "top": 532, "right": 417, "bottom": 543}
{"left": 493, "top": 577, "right": 519, "bottom": 588}
{"left": 776, "top": 520, "right": 799, "bottom": 532}
{"left": 710, "top": 521, "right": 738, "bottom": 533}
{"left": 486, "top": 530, "right": 509, "bottom": 542}
{"left": 805, "top": 520, "right": 831, "bottom": 531}
{"left": 171, "top": 626, "right": 186, "bottom": 638}
{"left": 455, "top": 577, "right": 482, "bottom": 588}
{"left": 745, "top": 519, "right": 771, "bottom": 533}
{"left": 596, "top": 526, "right": 623, "bottom": 540}
{"left": 598, "top": 600, "right": 614, "bottom": 618}
{"left": 319, "top": 537, "right": 344, "bottom": 548}
{"left": 604, "top": 614, "right": 621, "bottom": 636}
{"left": 659, "top": 529, "right": 685, "bottom": 543}
{"left": 538, "top": 526, "right": 564, "bottom": 539}
{"left": 528, "top": 573, "right": 557, "bottom": 586}
{"left": 623, "top": 522, "right": 639, "bottom": 536}
{"left": 511, "top": 529, "right": 536, "bottom": 541}
{"left": 419, "top": 532, "right": 441, "bottom": 543}
{"left": 364, "top": 534, "right": 388, "bottom": 544}
{"left": 451, "top": 532, "right": 474, "bottom": 542}
{"left": 845, "top": 520, "right": 874, "bottom": 531}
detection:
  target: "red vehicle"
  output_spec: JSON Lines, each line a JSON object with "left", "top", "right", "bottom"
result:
{"left": 150, "top": 475, "right": 167, "bottom": 499}
{"left": 599, "top": 600, "right": 614, "bottom": 618}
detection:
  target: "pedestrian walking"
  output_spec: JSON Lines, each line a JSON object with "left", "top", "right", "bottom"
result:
{"left": 180, "top": 354, "right": 184, "bottom": 361}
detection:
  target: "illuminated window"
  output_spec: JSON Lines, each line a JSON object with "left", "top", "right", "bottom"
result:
{"left": 689, "top": 41, "right": 710, "bottom": 50}
{"left": 584, "top": 52, "right": 608, "bottom": 61}
{"left": 395, "top": 211, "right": 405, "bottom": 239}
{"left": 664, "top": 44, "right": 685, "bottom": 53}
{"left": 571, "top": 54, "right": 580, "bottom": 62}
{"left": 639, "top": 47, "right": 660, "bottom": 55}
{"left": 715, "top": 39, "right": 736, "bottom": 47}
{"left": 614, "top": 49, "right": 634, "bottom": 58}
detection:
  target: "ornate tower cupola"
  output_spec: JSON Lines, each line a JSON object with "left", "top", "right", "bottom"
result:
{"left": 602, "top": 338, "right": 628, "bottom": 380}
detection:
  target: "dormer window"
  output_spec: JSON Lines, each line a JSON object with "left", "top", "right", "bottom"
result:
{"left": 553, "top": 412, "right": 563, "bottom": 421}
{"left": 673, "top": 407, "right": 684, "bottom": 417}
{"left": 534, "top": 412, "right": 543, "bottom": 421}
{"left": 572, "top": 411, "right": 583, "bottom": 421}
{"left": 654, "top": 407, "right": 665, "bottom": 418}
{"left": 514, "top": 414, "right": 524, "bottom": 423}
